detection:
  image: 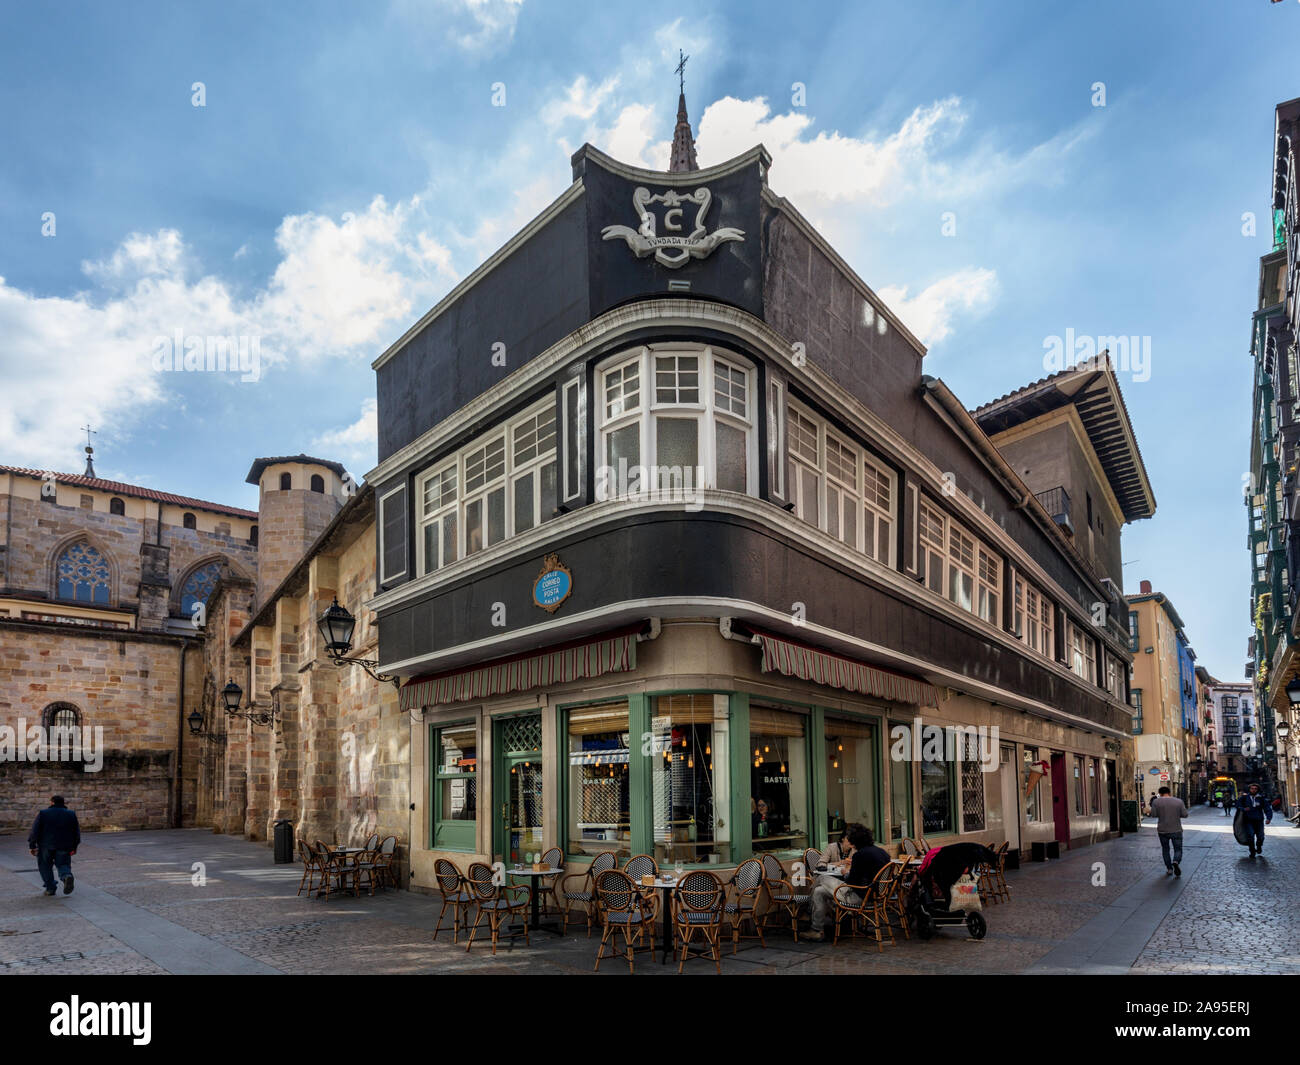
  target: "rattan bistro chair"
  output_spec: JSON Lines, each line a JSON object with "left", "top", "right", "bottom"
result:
{"left": 432, "top": 858, "right": 475, "bottom": 943}
{"left": 536, "top": 847, "right": 564, "bottom": 915}
{"left": 832, "top": 862, "right": 895, "bottom": 951}
{"left": 901, "top": 838, "right": 919, "bottom": 857}
{"left": 465, "top": 861, "right": 531, "bottom": 955}
{"left": 673, "top": 870, "right": 726, "bottom": 974}
{"left": 296, "top": 839, "right": 323, "bottom": 897}
{"left": 313, "top": 839, "right": 355, "bottom": 899}
{"left": 980, "top": 842, "right": 1010, "bottom": 904}
{"left": 802, "top": 848, "right": 822, "bottom": 878}
{"left": 759, "top": 853, "right": 810, "bottom": 941}
{"left": 594, "top": 869, "right": 657, "bottom": 973}
{"left": 374, "top": 836, "right": 399, "bottom": 888}
{"left": 880, "top": 862, "right": 912, "bottom": 940}
{"left": 561, "top": 851, "right": 618, "bottom": 936}
{"left": 724, "top": 858, "right": 767, "bottom": 953}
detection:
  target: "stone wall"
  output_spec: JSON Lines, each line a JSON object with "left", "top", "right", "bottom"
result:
{"left": 0, "top": 624, "right": 202, "bottom": 832}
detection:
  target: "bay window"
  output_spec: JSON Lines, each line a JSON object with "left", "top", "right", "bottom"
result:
{"left": 1014, "top": 577, "right": 1055, "bottom": 658}
{"left": 597, "top": 345, "right": 756, "bottom": 499}
{"left": 786, "top": 401, "right": 895, "bottom": 566}
{"left": 415, "top": 399, "right": 556, "bottom": 575}
{"left": 1067, "top": 620, "right": 1097, "bottom": 684}
{"left": 919, "top": 499, "right": 1001, "bottom": 629}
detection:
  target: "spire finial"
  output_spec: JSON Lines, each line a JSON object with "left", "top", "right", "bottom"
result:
{"left": 668, "top": 52, "right": 699, "bottom": 173}
{"left": 81, "top": 425, "right": 97, "bottom": 477}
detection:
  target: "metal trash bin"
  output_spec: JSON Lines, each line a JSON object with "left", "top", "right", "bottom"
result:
{"left": 1119, "top": 800, "right": 1140, "bottom": 833}
{"left": 273, "top": 819, "right": 294, "bottom": 864}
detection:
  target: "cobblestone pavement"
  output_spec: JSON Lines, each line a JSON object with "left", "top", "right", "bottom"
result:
{"left": 1, "top": 807, "right": 1294, "bottom": 975}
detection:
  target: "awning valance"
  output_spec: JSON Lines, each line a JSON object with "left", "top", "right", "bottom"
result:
{"left": 752, "top": 629, "right": 940, "bottom": 708}
{"left": 399, "top": 628, "right": 638, "bottom": 712}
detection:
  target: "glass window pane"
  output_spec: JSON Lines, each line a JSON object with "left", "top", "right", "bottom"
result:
{"left": 514, "top": 474, "right": 535, "bottom": 534}
{"left": 567, "top": 704, "right": 631, "bottom": 859}
{"left": 920, "top": 755, "right": 954, "bottom": 834}
{"left": 607, "top": 424, "right": 640, "bottom": 493}
{"left": 889, "top": 732, "right": 913, "bottom": 840}
{"left": 801, "top": 471, "right": 818, "bottom": 524}
{"left": 465, "top": 499, "right": 483, "bottom": 555}
{"left": 715, "top": 421, "right": 747, "bottom": 492}
{"left": 825, "top": 717, "right": 876, "bottom": 842}
{"left": 651, "top": 695, "right": 731, "bottom": 865}
{"left": 656, "top": 417, "right": 698, "bottom": 473}
{"left": 540, "top": 462, "right": 557, "bottom": 522}
{"left": 487, "top": 486, "right": 505, "bottom": 545}
{"left": 564, "top": 384, "right": 579, "bottom": 499}
{"left": 749, "top": 705, "right": 808, "bottom": 855}
{"left": 423, "top": 522, "right": 439, "bottom": 575}
{"left": 442, "top": 512, "right": 458, "bottom": 566}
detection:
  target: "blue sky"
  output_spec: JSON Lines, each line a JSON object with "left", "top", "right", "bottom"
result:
{"left": 0, "top": 0, "right": 1295, "bottom": 679}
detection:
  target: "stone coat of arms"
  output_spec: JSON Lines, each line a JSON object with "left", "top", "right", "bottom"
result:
{"left": 601, "top": 185, "right": 745, "bottom": 269}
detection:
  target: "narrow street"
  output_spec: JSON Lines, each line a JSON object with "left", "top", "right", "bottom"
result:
{"left": 2, "top": 806, "right": 1293, "bottom": 976}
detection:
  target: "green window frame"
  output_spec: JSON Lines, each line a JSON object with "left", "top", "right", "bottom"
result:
{"left": 1128, "top": 610, "right": 1139, "bottom": 653}
{"left": 431, "top": 721, "right": 478, "bottom": 852}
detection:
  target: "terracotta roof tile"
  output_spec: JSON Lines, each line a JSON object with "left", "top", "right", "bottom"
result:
{"left": 0, "top": 465, "right": 258, "bottom": 519}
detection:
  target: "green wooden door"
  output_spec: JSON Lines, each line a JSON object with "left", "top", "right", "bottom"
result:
{"left": 493, "top": 714, "right": 544, "bottom": 864}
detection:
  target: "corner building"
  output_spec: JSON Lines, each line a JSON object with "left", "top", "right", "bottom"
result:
{"left": 367, "top": 113, "right": 1151, "bottom": 886}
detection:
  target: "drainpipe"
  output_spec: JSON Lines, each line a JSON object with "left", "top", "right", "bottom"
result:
{"left": 175, "top": 642, "right": 186, "bottom": 828}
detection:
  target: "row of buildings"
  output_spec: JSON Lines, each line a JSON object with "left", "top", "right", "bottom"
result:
{"left": 1245, "top": 96, "right": 1300, "bottom": 810}
{"left": 2, "top": 86, "right": 1265, "bottom": 889}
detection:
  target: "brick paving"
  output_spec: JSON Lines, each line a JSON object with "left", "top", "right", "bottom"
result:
{"left": 0, "top": 808, "right": 1294, "bottom": 975}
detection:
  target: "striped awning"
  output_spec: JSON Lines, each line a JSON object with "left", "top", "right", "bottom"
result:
{"left": 753, "top": 629, "right": 940, "bottom": 707}
{"left": 398, "top": 629, "right": 638, "bottom": 712}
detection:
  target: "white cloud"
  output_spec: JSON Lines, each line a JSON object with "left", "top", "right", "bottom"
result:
{"left": 0, "top": 199, "right": 456, "bottom": 473}
{"left": 541, "top": 75, "right": 620, "bottom": 127}
{"left": 877, "top": 268, "right": 999, "bottom": 347}
{"left": 312, "top": 398, "right": 378, "bottom": 477}
{"left": 391, "top": 0, "right": 525, "bottom": 54}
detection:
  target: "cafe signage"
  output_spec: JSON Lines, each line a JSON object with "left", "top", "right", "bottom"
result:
{"left": 532, "top": 553, "right": 572, "bottom": 614}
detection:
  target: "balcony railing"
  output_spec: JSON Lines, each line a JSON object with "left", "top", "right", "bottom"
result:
{"left": 1034, "top": 486, "right": 1073, "bottom": 535}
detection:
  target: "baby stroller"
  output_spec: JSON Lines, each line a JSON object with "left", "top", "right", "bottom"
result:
{"left": 906, "top": 842, "right": 996, "bottom": 941}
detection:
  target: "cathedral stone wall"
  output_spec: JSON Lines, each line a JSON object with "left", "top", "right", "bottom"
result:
{"left": 0, "top": 625, "right": 203, "bottom": 832}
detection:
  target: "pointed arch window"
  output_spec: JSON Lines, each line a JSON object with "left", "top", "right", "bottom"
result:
{"left": 179, "top": 561, "right": 223, "bottom": 617}
{"left": 56, "top": 542, "right": 111, "bottom": 604}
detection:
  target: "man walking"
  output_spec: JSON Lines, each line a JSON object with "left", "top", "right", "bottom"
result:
{"left": 1150, "top": 786, "right": 1188, "bottom": 877}
{"left": 1236, "top": 783, "right": 1272, "bottom": 857}
{"left": 27, "top": 795, "right": 80, "bottom": 896}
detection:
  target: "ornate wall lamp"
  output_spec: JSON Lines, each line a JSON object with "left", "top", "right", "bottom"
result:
{"left": 317, "top": 598, "right": 399, "bottom": 689}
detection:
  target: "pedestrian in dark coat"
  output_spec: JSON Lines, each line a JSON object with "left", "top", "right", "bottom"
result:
{"left": 1235, "top": 783, "right": 1272, "bottom": 857}
{"left": 27, "top": 796, "right": 80, "bottom": 896}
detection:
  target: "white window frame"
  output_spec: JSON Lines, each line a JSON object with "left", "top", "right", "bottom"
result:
{"left": 917, "top": 499, "right": 1001, "bottom": 630}
{"left": 378, "top": 484, "right": 408, "bottom": 585}
{"left": 787, "top": 400, "right": 895, "bottom": 567}
{"left": 596, "top": 344, "right": 758, "bottom": 498}
{"left": 1067, "top": 620, "right": 1097, "bottom": 685}
{"left": 1014, "top": 576, "right": 1055, "bottom": 659}
{"left": 415, "top": 398, "right": 557, "bottom": 576}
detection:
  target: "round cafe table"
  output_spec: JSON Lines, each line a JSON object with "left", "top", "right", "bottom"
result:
{"left": 648, "top": 874, "right": 680, "bottom": 962}
{"left": 506, "top": 867, "right": 565, "bottom": 935}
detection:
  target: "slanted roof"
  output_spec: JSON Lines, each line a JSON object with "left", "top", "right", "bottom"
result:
{"left": 0, "top": 465, "right": 257, "bottom": 519}
{"left": 972, "top": 356, "right": 1156, "bottom": 522}
{"left": 1125, "top": 590, "right": 1186, "bottom": 631}
{"left": 245, "top": 455, "right": 347, "bottom": 486}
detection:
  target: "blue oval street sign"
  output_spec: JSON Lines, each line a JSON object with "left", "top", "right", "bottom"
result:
{"left": 533, "top": 554, "right": 572, "bottom": 614}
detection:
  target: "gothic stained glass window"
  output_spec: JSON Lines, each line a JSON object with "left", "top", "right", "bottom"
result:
{"left": 180, "top": 562, "right": 223, "bottom": 617}
{"left": 56, "top": 542, "right": 110, "bottom": 604}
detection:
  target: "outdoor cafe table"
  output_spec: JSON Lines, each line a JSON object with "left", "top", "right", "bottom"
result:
{"left": 506, "top": 866, "right": 564, "bottom": 935}
{"left": 644, "top": 873, "right": 679, "bottom": 962}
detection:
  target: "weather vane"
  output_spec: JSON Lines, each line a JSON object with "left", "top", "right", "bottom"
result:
{"left": 676, "top": 49, "right": 689, "bottom": 95}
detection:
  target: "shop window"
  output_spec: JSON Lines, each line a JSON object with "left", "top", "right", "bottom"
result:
{"left": 1074, "top": 756, "right": 1085, "bottom": 815}
{"left": 1024, "top": 747, "right": 1044, "bottom": 822}
{"left": 825, "top": 716, "right": 877, "bottom": 841}
{"left": 650, "top": 695, "right": 731, "bottom": 866}
{"left": 749, "top": 704, "right": 809, "bottom": 856}
{"left": 55, "top": 541, "right": 110, "bottom": 605}
{"left": 959, "top": 734, "right": 986, "bottom": 832}
{"left": 889, "top": 723, "right": 914, "bottom": 840}
{"left": 1089, "top": 758, "right": 1101, "bottom": 814}
{"left": 920, "top": 742, "right": 955, "bottom": 835}
{"left": 566, "top": 703, "right": 631, "bottom": 860}
{"left": 433, "top": 723, "right": 477, "bottom": 851}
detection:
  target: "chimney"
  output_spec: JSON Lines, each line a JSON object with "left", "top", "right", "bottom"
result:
{"left": 1140, "top": 579, "right": 1152, "bottom": 594}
